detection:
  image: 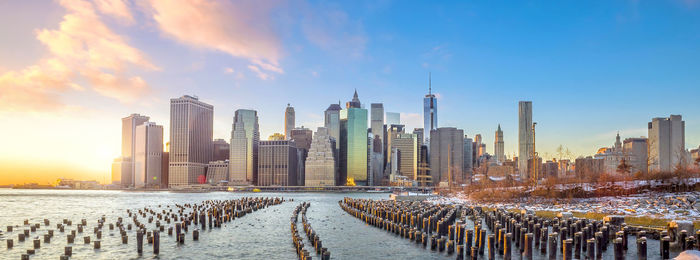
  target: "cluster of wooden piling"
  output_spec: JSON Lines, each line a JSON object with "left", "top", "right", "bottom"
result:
{"left": 5, "top": 197, "right": 284, "bottom": 259}
{"left": 291, "top": 203, "right": 313, "bottom": 260}
{"left": 340, "top": 197, "right": 697, "bottom": 259}
{"left": 299, "top": 202, "right": 332, "bottom": 260}
{"left": 339, "top": 198, "right": 462, "bottom": 256}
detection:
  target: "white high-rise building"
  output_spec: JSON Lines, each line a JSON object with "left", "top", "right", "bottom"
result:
{"left": 134, "top": 122, "right": 163, "bottom": 188}
{"left": 118, "top": 113, "right": 149, "bottom": 187}
{"left": 229, "top": 109, "right": 259, "bottom": 185}
{"left": 648, "top": 115, "right": 685, "bottom": 172}
{"left": 305, "top": 127, "right": 337, "bottom": 186}
{"left": 169, "top": 95, "right": 213, "bottom": 187}
{"left": 229, "top": 120, "right": 247, "bottom": 185}
{"left": 518, "top": 101, "right": 533, "bottom": 179}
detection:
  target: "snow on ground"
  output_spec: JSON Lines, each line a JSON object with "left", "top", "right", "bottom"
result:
{"left": 429, "top": 191, "right": 700, "bottom": 222}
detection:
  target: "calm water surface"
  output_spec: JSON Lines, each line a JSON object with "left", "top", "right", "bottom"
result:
{"left": 0, "top": 189, "right": 670, "bottom": 259}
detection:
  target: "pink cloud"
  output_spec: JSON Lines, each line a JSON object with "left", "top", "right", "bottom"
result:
{"left": 94, "top": 0, "right": 134, "bottom": 23}
{"left": 148, "top": 0, "right": 284, "bottom": 74}
{"left": 0, "top": 0, "right": 157, "bottom": 112}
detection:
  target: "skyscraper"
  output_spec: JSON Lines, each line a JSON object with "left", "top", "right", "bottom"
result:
{"left": 385, "top": 124, "right": 405, "bottom": 170}
{"left": 386, "top": 112, "right": 400, "bottom": 126}
{"left": 285, "top": 104, "right": 295, "bottom": 139}
{"left": 134, "top": 122, "right": 163, "bottom": 188}
{"left": 423, "top": 74, "right": 438, "bottom": 144}
{"left": 305, "top": 127, "right": 337, "bottom": 186}
{"left": 257, "top": 140, "right": 299, "bottom": 186}
{"left": 648, "top": 115, "right": 685, "bottom": 172}
{"left": 169, "top": 95, "right": 213, "bottom": 187}
{"left": 518, "top": 101, "right": 533, "bottom": 179}
{"left": 340, "top": 91, "right": 368, "bottom": 185}
{"left": 119, "top": 113, "right": 149, "bottom": 187}
{"left": 324, "top": 103, "right": 342, "bottom": 150}
{"left": 464, "top": 136, "right": 473, "bottom": 176}
{"left": 229, "top": 120, "right": 247, "bottom": 185}
{"left": 229, "top": 109, "right": 259, "bottom": 185}
{"left": 429, "top": 127, "right": 464, "bottom": 186}
{"left": 290, "top": 127, "right": 312, "bottom": 185}
{"left": 370, "top": 103, "right": 384, "bottom": 183}
{"left": 494, "top": 124, "right": 504, "bottom": 163}
{"left": 392, "top": 133, "right": 418, "bottom": 181}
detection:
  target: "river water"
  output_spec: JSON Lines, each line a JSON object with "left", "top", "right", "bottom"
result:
{"left": 0, "top": 189, "right": 673, "bottom": 259}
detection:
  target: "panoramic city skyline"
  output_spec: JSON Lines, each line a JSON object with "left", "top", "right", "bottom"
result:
{"left": 1, "top": 0, "right": 700, "bottom": 185}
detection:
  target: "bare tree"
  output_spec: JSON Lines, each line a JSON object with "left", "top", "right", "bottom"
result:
{"left": 617, "top": 157, "right": 631, "bottom": 175}
{"left": 556, "top": 145, "right": 564, "bottom": 161}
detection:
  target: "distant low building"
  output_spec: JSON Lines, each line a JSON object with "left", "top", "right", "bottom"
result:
{"left": 575, "top": 156, "right": 605, "bottom": 177}
{"left": 543, "top": 160, "right": 558, "bottom": 178}
{"left": 206, "top": 160, "right": 229, "bottom": 185}
{"left": 593, "top": 133, "right": 624, "bottom": 174}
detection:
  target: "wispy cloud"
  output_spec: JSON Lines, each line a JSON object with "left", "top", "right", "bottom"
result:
{"left": 147, "top": 0, "right": 284, "bottom": 77}
{"left": 0, "top": 0, "right": 157, "bottom": 112}
{"left": 248, "top": 65, "right": 272, "bottom": 80}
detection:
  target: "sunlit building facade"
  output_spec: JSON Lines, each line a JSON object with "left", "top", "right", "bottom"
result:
{"left": 119, "top": 113, "right": 149, "bottom": 187}
{"left": 305, "top": 127, "right": 337, "bottom": 186}
{"left": 340, "top": 91, "right": 368, "bottom": 185}
{"left": 648, "top": 115, "right": 685, "bottom": 172}
{"left": 134, "top": 122, "right": 163, "bottom": 188}
{"left": 169, "top": 95, "right": 213, "bottom": 187}
{"left": 229, "top": 109, "right": 259, "bottom": 185}
{"left": 257, "top": 140, "right": 299, "bottom": 186}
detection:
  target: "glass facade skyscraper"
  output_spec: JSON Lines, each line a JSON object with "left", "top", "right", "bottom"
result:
{"left": 340, "top": 91, "right": 368, "bottom": 185}
{"left": 230, "top": 109, "right": 259, "bottom": 185}
{"left": 324, "top": 103, "right": 341, "bottom": 150}
{"left": 423, "top": 75, "right": 437, "bottom": 143}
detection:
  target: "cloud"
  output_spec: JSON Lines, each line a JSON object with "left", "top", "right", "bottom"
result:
{"left": 0, "top": 0, "right": 157, "bottom": 112}
{"left": 82, "top": 69, "right": 148, "bottom": 102}
{"left": 224, "top": 67, "right": 235, "bottom": 74}
{"left": 94, "top": 0, "right": 134, "bottom": 23}
{"left": 301, "top": 6, "right": 367, "bottom": 58}
{"left": 148, "top": 0, "right": 284, "bottom": 75}
{"left": 400, "top": 112, "right": 423, "bottom": 131}
{"left": 248, "top": 65, "right": 272, "bottom": 80}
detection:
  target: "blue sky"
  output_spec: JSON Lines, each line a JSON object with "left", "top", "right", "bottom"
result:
{"left": 0, "top": 0, "right": 698, "bottom": 182}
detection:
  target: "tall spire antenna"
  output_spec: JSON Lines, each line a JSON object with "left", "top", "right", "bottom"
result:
{"left": 429, "top": 72, "right": 432, "bottom": 95}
